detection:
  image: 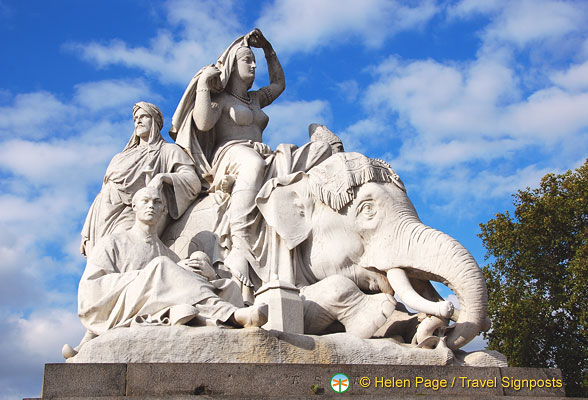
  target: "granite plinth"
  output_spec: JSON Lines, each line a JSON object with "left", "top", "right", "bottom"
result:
{"left": 40, "top": 363, "right": 567, "bottom": 398}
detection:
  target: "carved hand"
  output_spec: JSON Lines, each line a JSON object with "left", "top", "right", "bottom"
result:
{"left": 147, "top": 173, "right": 172, "bottom": 190}
{"left": 178, "top": 258, "right": 217, "bottom": 281}
{"left": 247, "top": 28, "right": 270, "bottom": 49}
{"left": 199, "top": 65, "right": 221, "bottom": 87}
{"left": 253, "top": 142, "right": 272, "bottom": 156}
{"left": 220, "top": 174, "right": 236, "bottom": 193}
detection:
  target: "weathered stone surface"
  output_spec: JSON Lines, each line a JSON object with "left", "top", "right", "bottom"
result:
{"left": 41, "top": 363, "right": 126, "bottom": 398}
{"left": 66, "top": 325, "right": 507, "bottom": 367}
{"left": 41, "top": 363, "right": 566, "bottom": 398}
{"left": 457, "top": 349, "right": 509, "bottom": 367}
{"left": 500, "top": 367, "right": 565, "bottom": 397}
{"left": 255, "top": 280, "right": 304, "bottom": 334}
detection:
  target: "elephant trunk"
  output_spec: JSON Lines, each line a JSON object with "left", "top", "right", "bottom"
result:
{"left": 391, "top": 220, "right": 489, "bottom": 350}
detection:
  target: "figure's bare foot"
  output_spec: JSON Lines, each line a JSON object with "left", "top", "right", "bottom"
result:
{"left": 437, "top": 301, "right": 454, "bottom": 319}
{"left": 340, "top": 293, "right": 396, "bottom": 339}
{"left": 62, "top": 344, "right": 77, "bottom": 359}
{"left": 224, "top": 249, "right": 253, "bottom": 287}
{"left": 233, "top": 303, "right": 268, "bottom": 328}
{"left": 62, "top": 330, "right": 97, "bottom": 359}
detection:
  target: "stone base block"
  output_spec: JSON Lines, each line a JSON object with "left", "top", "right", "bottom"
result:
{"left": 255, "top": 280, "right": 304, "bottom": 334}
{"left": 41, "top": 326, "right": 572, "bottom": 398}
{"left": 39, "top": 363, "right": 568, "bottom": 398}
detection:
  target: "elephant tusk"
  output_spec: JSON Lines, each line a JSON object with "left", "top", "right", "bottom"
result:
{"left": 450, "top": 307, "right": 460, "bottom": 322}
{"left": 414, "top": 315, "right": 450, "bottom": 348}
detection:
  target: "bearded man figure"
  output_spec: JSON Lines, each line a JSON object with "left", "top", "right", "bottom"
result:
{"left": 81, "top": 101, "right": 201, "bottom": 257}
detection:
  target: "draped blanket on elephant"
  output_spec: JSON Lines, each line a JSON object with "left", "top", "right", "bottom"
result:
{"left": 253, "top": 152, "right": 406, "bottom": 286}
{"left": 163, "top": 152, "right": 404, "bottom": 289}
{"left": 206, "top": 142, "right": 332, "bottom": 286}
{"left": 164, "top": 152, "right": 406, "bottom": 289}
{"left": 175, "top": 152, "right": 401, "bottom": 289}
{"left": 305, "top": 153, "right": 405, "bottom": 211}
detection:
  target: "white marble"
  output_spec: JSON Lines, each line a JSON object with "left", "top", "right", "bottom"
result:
{"left": 80, "top": 102, "right": 200, "bottom": 258}
{"left": 71, "top": 30, "right": 497, "bottom": 364}
{"left": 255, "top": 280, "right": 304, "bottom": 334}
{"left": 69, "top": 187, "right": 267, "bottom": 358}
{"left": 66, "top": 325, "right": 507, "bottom": 367}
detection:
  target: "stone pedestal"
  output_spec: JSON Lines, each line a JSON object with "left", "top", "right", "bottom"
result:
{"left": 255, "top": 280, "right": 304, "bottom": 334}
{"left": 30, "top": 327, "right": 573, "bottom": 399}
{"left": 36, "top": 363, "right": 568, "bottom": 399}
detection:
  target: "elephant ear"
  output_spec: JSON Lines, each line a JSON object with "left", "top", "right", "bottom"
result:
{"left": 256, "top": 172, "right": 314, "bottom": 250}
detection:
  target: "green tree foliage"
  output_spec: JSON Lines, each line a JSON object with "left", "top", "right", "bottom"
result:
{"left": 479, "top": 159, "right": 588, "bottom": 397}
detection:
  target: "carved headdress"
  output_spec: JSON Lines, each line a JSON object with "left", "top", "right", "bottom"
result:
{"left": 309, "top": 123, "right": 343, "bottom": 147}
{"left": 124, "top": 101, "right": 165, "bottom": 151}
{"left": 307, "top": 152, "right": 405, "bottom": 211}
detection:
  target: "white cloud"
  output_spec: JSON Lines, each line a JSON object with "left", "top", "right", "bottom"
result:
{"left": 263, "top": 99, "right": 331, "bottom": 148}
{"left": 551, "top": 60, "right": 588, "bottom": 92}
{"left": 471, "top": 165, "right": 557, "bottom": 199}
{"left": 257, "top": 0, "right": 439, "bottom": 55}
{"left": 506, "top": 88, "right": 588, "bottom": 139}
{"left": 449, "top": 0, "right": 588, "bottom": 53}
{"left": 335, "top": 79, "right": 360, "bottom": 103}
{"left": 349, "top": 1, "right": 588, "bottom": 216}
{"left": 338, "top": 117, "right": 391, "bottom": 155}
{"left": 393, "top": 163, "right": 558, "bottom": 221}
{"left": 0, "top": 309, "right": 85, "bottom": 399}
{"left": 74, "top": 79, "right": 159, "bottom": 112}
{"left": 447, "top": 0, "right": 505, "bottom": 18}
{"left": 365, "top": 52, "right": 588, "bottom": 173}
{"left": 0, "top": 92, "right": 74, "bottom": 140}
{"left": 0, "top": 138, "right": 118, "bottom": 187}
{"left": 484, "top": 0, "right": 585, "bottom": 48}
{"left": 15, "top": 309, "right": 85, "bottom": 359}
{"left": 366, "top": 56, "right": 515, "bottom": 142}
{"left": 0, "top": 87, "right": 139, "bottom": 360}
{"left": 165, "top": 0, "right": 242, "bottom": 41}
{"left": 0, "top": 80, "right": 148, "bottom": 143}
{"left": 68, "top": 0, "right": 244, "bottom": 85}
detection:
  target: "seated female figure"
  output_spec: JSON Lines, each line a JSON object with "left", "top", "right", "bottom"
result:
{"left": 171, "top": 30, "right": 331, "bottom": 289}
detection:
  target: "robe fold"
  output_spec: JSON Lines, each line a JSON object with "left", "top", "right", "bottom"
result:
{"left": 81, "top": 142, "right": 200, "bottom": 257}
{"left": 78, "top": 229, "right": 236, "bottom": 335}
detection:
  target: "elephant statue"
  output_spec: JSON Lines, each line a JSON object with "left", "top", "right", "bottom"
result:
{"left": 162, "top": 152, "right": 490, "bottom": 350}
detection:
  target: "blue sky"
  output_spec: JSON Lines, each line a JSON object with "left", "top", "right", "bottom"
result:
{"left": 1, "top": 0, "right": 587, "bottom": 398}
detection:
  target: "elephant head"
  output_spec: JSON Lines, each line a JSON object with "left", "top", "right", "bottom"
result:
{"left": 257, "top": 152, "right": 490, "bottom": 350}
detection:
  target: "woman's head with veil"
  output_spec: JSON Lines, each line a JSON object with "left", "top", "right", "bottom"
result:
{"left": 214, "top": 34, "right": 257, "bottom": 91}
{"left": 233, "top": 46, "right": 256, "bottom": 88}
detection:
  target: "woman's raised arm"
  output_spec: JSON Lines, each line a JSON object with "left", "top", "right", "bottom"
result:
{"left": 192, "top": 65, "right": 222, "bottom": 131}
{"left": 248, "top": 29, "right": 285, "bottom": 108}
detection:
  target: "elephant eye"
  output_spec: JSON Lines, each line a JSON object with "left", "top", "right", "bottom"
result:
{"left": 358, "top": 201, "right": 376, "bottom": 219}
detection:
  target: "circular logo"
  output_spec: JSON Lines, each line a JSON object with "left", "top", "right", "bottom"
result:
{"left": 330, "top": 373, "right": 350, "bottom": 393}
